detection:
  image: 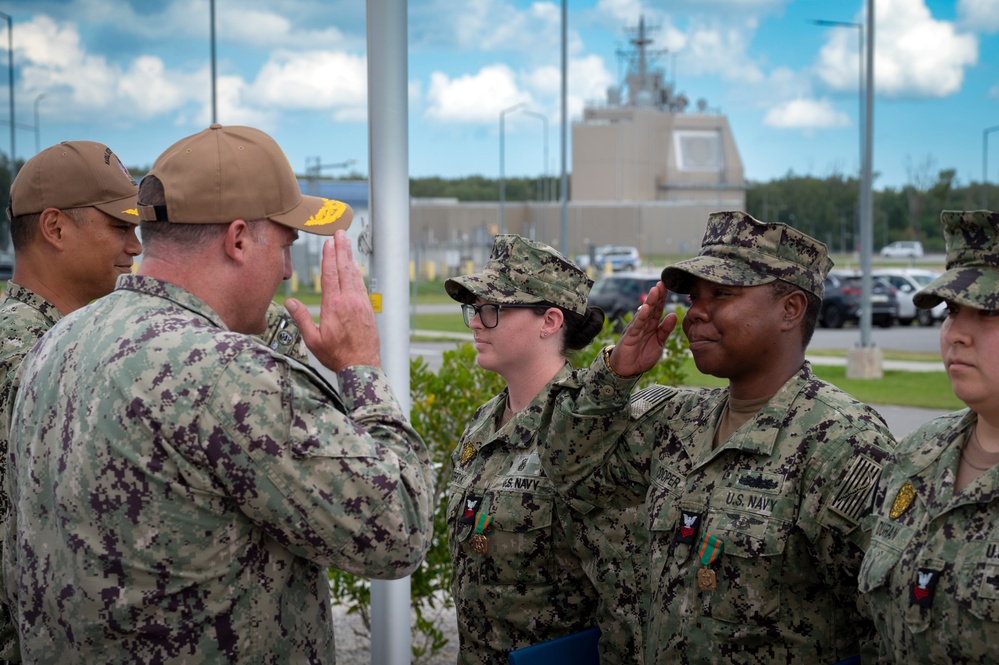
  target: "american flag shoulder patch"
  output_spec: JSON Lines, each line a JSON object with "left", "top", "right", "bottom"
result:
{"left": 630, "top": 385, "right": 673, "bottom": 419}
{"left": 829, "top": 454, "right": 884, "bottom": 524}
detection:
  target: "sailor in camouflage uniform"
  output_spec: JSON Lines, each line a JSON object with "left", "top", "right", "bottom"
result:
{"left": 546, "top": 211, "right": 896, "bottom": 663}
{"left": 859, "top": 210, "right": 999, "bottom": 663}
{"left": 3, "top": 125, "right": 435, "bottom": 664}
{"left": 446, "top": 235, "right": 645, "bottom": 663}
{"left": 0, "top": 140, "right": 140, "bottom": 662}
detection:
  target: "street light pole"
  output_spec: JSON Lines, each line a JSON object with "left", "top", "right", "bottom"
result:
{"left": 499, "top": 102, "right": 526, "bottom": 235}
{"left": 0, "top": 12, "right": 14, "bottom": 175}
{"left": 813, "top": 12, "right": 874, "bottom": 350}
{"left": 522, "top": 110, "right": 548, "bottom": 204}
{"left": 33, "top": 92, "right": 44, "bottom": 154}
{"left": 210, "top": 0, "right": 217, "bottom": 124}
{"left": 812, "top": 19, "right": 863, "bottom": 198}
{"left": 559, "top": 0, "right": 568, "bottom": 253}
{"left": 983, "top": 125, "right": 999, "bottom": 210}
{"left": 859, "top": 0, "right": 875, "bottom": 351}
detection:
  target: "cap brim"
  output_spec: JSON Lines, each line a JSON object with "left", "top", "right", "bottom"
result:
{"left": 661, "top": 255, "right": 774, "bottom": 294}
{"left": 270, "top": 194, "right": 353, "bottom": 236}
{"left": 93, "top": 194, "right": 141, "bottom": 224}
{"left": 913, "top": 267, "right": 999, "bottom": 310}
{"left": 445, "top": 270, "right": 544, "bottom": 305}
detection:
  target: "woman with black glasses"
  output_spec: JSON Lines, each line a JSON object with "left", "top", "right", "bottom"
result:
{"left": 444, "top": 234, "right": 606, "bottom": 664}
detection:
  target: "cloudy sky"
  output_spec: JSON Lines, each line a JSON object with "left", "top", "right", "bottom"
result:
{"left": 3, "top": 0, "right": 998, "bottom": 190}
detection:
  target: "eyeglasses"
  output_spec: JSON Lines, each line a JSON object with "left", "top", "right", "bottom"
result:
{"left": 461, "top": 303, "right": 540, "bottom": 329}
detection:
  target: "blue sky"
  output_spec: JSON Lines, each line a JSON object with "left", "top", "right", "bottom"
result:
{"left": 3, "top": 0, "right": 998, "bottom": 191}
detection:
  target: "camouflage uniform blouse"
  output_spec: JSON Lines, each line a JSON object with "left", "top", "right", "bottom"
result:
{"left": 3, "top": 274, "right": 435, "bottom": 665}
{"left": 859, "top": 409, "right": 999, "bottom": 663}
{"left": 448, "top": 365, "right": 598, "bottom": 665}
{"left": 0, "top": 281, "right": 62, "bottom": 663}
{"left": 547, "top": 355, "right": 895, "bottom": 664}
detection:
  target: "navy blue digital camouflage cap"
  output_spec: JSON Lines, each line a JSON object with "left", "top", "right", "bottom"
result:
{"left": 913, "top": 210, "right": 999, "bottom": 310}
{"left": 445, "top": 234, "right": 592, "bottom": 315}
{"left": 661, "top": 210, "right": 833, "bottom": 298}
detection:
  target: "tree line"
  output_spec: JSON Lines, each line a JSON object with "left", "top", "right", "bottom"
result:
{"left": 1, "top": 150, "right": 995, "bottom": 255}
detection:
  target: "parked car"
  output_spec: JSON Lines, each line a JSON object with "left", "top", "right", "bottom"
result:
{"left": 820, "top": 271, "right": 898, "bottom": 329}
{"left": 591, "top": 245, "right": 641, "bottom": 272}
{"left": 879, "top": 240, "right": 924, "bottom": 259}
{"left": 872, "top": 268, "right": 946, "bottom": 326}
{"left": 587, "top": 272, "right": 682, "bottom": 322}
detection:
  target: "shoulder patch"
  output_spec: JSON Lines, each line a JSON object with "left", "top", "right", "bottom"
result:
{"left": 630, "top": 384, "right": 674, "bottom": 419}
{"left": 829, "top": 454, "right": 884, "bottom": 524}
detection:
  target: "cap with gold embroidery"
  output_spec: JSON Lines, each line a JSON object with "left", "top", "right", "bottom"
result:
{"left": 137, "top": 124, "right": 352, "bottom": 235}
{"left": 8, "top": 140, "right": 139, "bottom": 224}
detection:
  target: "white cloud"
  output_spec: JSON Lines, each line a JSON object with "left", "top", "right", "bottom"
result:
{"left": 249, "top": 49, "right": 368, "bottom": 120}
{"left": 680, "top": 22, "right": 764, "bottom": 84}
{"left": 424, "top": 64, "right": 532, "bottom": 123}
{"left": 816, "top": 0, "right": 978, "bottom": 99}
{"left": 764, "top": 98, "right": 850, "bottom": 131}
{"left": 423, "top": 52, "right": 613, "bottom": 126}
{"left": 16, "top": 15, "right": 203, "bottom": 122}
{"left": 412, "top": 0, "right": 581, "bottom": 59}
{"left": 958, "top": 0, "right": 999, "bottom": 32}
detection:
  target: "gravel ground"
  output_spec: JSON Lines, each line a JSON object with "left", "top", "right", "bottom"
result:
{"left": 332, "top": 602, "right": 460, "bottom": 665}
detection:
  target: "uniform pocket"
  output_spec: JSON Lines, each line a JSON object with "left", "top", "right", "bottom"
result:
{"left": 955, "top": 545, "right": 999, "bottom": 623}
{"left": 858, "top": 516, "right": 908, "bottom": 595}
{"left": 704, "top": 513, "right": 791, "bottom": 624}
{"left": 477, "top": 490, "right": 555, "bottom": 586}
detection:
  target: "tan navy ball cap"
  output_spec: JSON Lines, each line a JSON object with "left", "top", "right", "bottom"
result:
{"left": 137, "top": 124, "right": 352, "bottom": 235}
{"left": 8, "top": 140, "right": 139, "bottom": 223}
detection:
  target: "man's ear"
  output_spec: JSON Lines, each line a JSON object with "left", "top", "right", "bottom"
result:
{"left": 223, "top": 219, "right": 252, "bottom": 265}
{"left": 37, "top": 208, "right": 69, "bottom": 249}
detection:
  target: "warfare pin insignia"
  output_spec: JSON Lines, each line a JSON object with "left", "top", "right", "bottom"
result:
{"left": 890, "top": 481, "right": 916, "bottom": 520}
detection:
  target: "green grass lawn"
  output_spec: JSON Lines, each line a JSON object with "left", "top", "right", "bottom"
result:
{"left": 679, "top": 358, "right": 961, "bottom": 410}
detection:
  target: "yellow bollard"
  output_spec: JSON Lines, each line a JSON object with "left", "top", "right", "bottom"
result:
{"left": 426, "top": 261, "right": 437, "bottom": 281}
{"left": 290, "top": 271, "right": 299, "bottom": 293}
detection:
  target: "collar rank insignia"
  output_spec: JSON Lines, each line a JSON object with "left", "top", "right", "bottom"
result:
{"left": 676, "top": 511, "right": 701, "bottom": 545}
{"left": 910, "top": 569, "right": 939, "bottom": 609}
{"left": 460, "top": 496, "right": 481, "bottom": 525}
{"left": 890, "top": 481, "right": 916, "bottom": 520}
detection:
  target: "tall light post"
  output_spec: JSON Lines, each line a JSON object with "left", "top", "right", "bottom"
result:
{"left": 0, "top": 12, "right": 14, "bottom": 175}
{"left": 33, "top": 92, "right": 44, "bottom": 154}
{"left": 499, "top": 101, "right": 526, "bottom": 235}
{"left": 522, "top": 110, "right": 548, "bottom": 203}
{"left": 814, "top": 7, "right": 876, "bottom": 357}
{"left": 210, "top": 0, "right": 217, "bottom": 123}
{"left": 559, "top": 0, "right": 568, "bottom": 253}
{"left": 982, "top": 125, "right": 999, "bottom": 209}
{"left": 812, "top": 19, "right": 863, "bottom": 185}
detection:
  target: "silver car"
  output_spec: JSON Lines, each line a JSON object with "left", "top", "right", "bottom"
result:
{"left": 872, "top": 268, "right": 946, "bottom": 326}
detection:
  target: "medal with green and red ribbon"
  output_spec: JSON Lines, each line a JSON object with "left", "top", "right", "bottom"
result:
{"left": 697, "top": 533, "right": 723, "bottom": 591}
{"left": 471, "top": 512, "right": 491, "bottom": 554}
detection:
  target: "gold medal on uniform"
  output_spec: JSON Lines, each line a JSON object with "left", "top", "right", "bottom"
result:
{"left": 697, "top": 567, "right": 716, "bottom": 591}
{"left": 697, "top": 533, "right": 724, "bottom": 592}
{"left": 471, "top": 512, "right": 491, "bottom": 554}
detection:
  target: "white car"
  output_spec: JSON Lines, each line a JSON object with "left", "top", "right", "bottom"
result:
{"left": 880, "top": 241, "right": 924, "bottom": 259}
{"left": 872, "top": 268, "right": 945, "bottom": 326}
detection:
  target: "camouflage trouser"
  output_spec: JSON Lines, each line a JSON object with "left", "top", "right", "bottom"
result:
{"left": 0, "top": 601, "right": 19, "bottom": 664}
